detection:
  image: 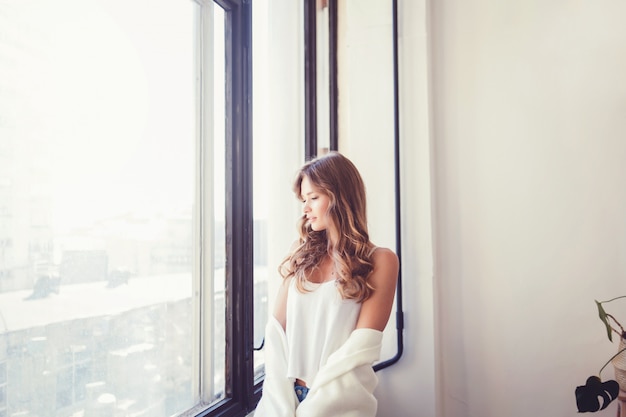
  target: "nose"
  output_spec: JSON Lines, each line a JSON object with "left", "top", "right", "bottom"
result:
{"left": 303, "top": 201, "right": 311, "bottom": 213}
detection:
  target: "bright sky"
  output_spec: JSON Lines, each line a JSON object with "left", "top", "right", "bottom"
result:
{"left": 1, "top": 0, "right": 276, "bottom": 235}
{"left": 2, "top": 0, "right": 196, "bottom": 232}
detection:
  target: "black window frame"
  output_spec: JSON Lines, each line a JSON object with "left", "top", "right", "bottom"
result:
{"left": 304, "top": 0, "right": 338, "bottom": 158}
{"left": 196, "top": 1, "right": 257, "bottom": 416}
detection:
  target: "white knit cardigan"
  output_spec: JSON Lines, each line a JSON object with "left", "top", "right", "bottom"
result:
{"left": 254, "top": 316, "right": 383, "bottom": 417}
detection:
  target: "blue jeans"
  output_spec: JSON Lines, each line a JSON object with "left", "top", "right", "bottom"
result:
{"left": 294, "top": 384, "right": 309, "bottom": 402}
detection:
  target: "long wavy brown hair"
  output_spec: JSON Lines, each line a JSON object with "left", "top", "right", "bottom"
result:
{"left": 278, "top": 152, "right": 375, "bottom": 302}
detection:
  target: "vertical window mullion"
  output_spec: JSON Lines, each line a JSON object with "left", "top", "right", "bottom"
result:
{"left": 240, "top": 0, "right": 257, "bottom": 408}
{"left": 328, "top": 0, "right": 338, "bottom": 151}
{"left": 223, "top": 0, "right": 254, "bottom": 411}
{"left": 196, "top": 0, "right": 215, "bottom": 406}
{"left": 304, "top": 0, "right": 318, "bottom": 160}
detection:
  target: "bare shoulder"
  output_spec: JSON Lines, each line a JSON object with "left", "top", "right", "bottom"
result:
{"left": 371, "top": 246, "right": 399, "bottom": 266}
{"left": 356, "top": 246, "right": 399, "bottom": 331}
{"left": 370, "top": 247, "right": 399, "bottom": 287}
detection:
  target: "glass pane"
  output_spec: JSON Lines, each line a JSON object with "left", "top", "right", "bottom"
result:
{"left": 212, "top": 1, "right": 227, "bottom": 403}
{"left": 0, "top": 0, "right": 197, "bottom": 415}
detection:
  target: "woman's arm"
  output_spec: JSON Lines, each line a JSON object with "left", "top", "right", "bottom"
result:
{"left": 355, "top": 247, "right": 399, "bottom": 331}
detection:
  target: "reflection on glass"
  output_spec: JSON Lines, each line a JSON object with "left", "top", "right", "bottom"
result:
{"left": 0, "top": 0, "right": 196, "bottom": 415}
{"left": 212, "top": 1, "right": 227, "bottom": 403}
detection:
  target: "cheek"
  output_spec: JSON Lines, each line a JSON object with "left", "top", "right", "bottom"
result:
{"left": 320, "top": 201, "right": 331, "bottom": 216}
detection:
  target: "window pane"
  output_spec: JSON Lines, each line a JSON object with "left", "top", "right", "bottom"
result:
{"left": 0, "top": 0, "right": 197, "bottom": 415}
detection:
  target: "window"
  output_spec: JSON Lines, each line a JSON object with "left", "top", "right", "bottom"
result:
{"left": 207, "top": 1, "right": 304, "bottom": 414}
{"left": 1, "top": 0, "right": 297, "bottom": 414}
{"left": 1, "top": 0, "right": 309, "bottom": 416}
{"left": 204, "top": 0, "right": 257, "bottom": 414}
{"left": 1, "top": 0, "right": 200, "bottom": 415}
{"left": 304, "top": 0, "right": 338, "bottom": 157}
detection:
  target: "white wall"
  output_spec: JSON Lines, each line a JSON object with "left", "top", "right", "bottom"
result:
{"left": 337, "top": 0, "right": 398, "bottom": 363}
{"left": 431, "top": 1, "right": 626, "bottom": 416}
{"left": 338, "top": 1, "right": 436, "bottom": 417}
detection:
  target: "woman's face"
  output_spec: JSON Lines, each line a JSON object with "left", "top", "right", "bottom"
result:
{"left": 300, "top": 175, "right": 331, "bottom": 231}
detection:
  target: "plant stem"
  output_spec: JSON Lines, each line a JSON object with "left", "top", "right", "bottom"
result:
{"left": 599, "top": 347, "right": 626, "bottom": 376}
{"left": 600, "top": 296, "right": 626, "bottom": 304}
{"left": 606, "top": 314, "right": 626, "bottom": 337}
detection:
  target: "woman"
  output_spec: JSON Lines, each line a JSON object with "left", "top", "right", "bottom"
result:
{"left": 255, "top": 152, "right": 399, "bottom": 417}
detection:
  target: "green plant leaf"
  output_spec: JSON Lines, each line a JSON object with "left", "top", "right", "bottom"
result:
{"left": 596, "top": 300, "right": 613, "bottom": 342}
